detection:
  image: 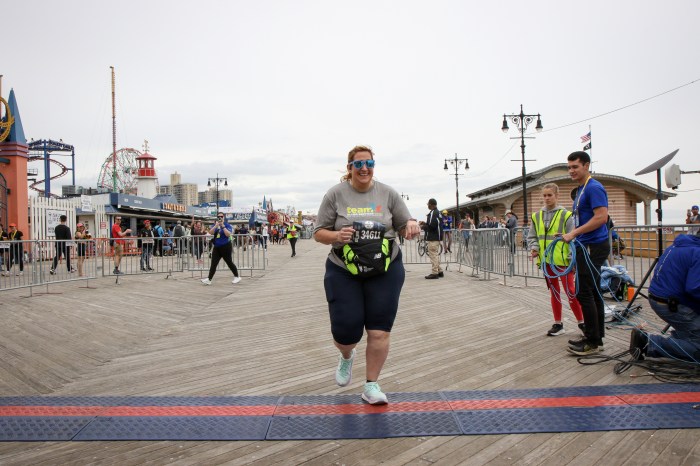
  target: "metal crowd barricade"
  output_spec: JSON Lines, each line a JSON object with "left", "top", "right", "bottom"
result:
{"left": 183, "top": 234, "right": 267, "bottom": 276}
{"left": 0, "top": 238, "right": 98, "bottom": 293}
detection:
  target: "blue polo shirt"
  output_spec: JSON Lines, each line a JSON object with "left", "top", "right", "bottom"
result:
{"left": 573, "top": 177, "right": 608, "bottom": 244}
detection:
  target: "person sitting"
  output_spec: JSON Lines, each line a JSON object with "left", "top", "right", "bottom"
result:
{"left": 630, "top": 234, "right": 700, "bottom": 362}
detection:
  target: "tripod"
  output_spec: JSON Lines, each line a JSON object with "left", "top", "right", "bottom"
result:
{"left": 621, "top": 149, "right": 678, "bottom": 325}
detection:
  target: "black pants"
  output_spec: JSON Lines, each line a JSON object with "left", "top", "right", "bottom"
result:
{"left": 289, "top": 237, "right": 298, "bottom": 256}
{"left": 208, "top": 242, "right": 239, "bottom": 280}
{"left": 52, "top": 243, "right": 71, "bottom": 271}
{"left": 575, "top": 241, "right": 610, "bottom": 343}
{"left": 10, "top": 246, "right": 23, "bottom": 271}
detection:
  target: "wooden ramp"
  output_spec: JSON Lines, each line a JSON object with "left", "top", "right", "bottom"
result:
{"left": 0, "top": 239, "right": 698, "bottom": 464}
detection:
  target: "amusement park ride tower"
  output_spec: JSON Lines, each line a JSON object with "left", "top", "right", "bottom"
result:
{"left": 136, "top": 141, "right": 158, "bottom": 199}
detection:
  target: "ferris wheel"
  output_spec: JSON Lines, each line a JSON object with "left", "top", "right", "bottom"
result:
{"left": 97, "top": 148, "right": 142, "bottom": 193}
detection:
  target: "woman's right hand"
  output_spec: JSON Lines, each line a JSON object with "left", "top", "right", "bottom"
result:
{"left": 336, "top": 226, "right": 355, "bottom": 244}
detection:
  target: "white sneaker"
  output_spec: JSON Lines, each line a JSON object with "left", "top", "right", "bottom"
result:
{"left": 335, "top": 349, "right": 355, "bottom": 387}
{"left": 232, "top": 276, "right": 241, "bottom": 284}
{"left": 201, "top": 278, "right": 211, "bottom": 285}
{"left": 362, "top": 382, "right": 388, "bottom": 405}
{"left": 16, "top": 271, "right": 23, "bottom": 276}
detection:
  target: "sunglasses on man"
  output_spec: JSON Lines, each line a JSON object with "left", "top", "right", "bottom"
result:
{"left": 349, "top": 159, "right": 375, "bottom": 169}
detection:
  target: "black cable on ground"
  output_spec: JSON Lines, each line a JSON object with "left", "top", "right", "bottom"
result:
{"left": 574, "top": 350, "right": 700, "bottom": 384}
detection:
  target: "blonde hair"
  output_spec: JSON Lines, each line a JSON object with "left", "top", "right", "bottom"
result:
{"left": 341, "top": 145, "right": 374, "bottom": 182}
{"left": 541, "top": 183, "right": 559, "bottom": 195}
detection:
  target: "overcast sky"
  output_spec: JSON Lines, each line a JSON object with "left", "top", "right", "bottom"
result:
{"left": 4, "top": 1, "right": 700, "bottom": 221}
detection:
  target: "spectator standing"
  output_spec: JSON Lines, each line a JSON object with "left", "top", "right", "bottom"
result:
{"left": 7, "top": 223, "right": 24, "bottom": 276}
{"left": 441, "top": 209, "right": 453, "bottom": 254}
{"left": 50, "top": 215, "right": 74, "bottom": 275}
{"left": 313, "top": 144, "right": 420, "bottom": 404}
{"left": 0, "top": 223, "right": 9, "bottom": 276}
{"left": 505, "top": 211, "right": 518, "bottom": 254}
{"left": 459, "top": 214, "right": 475, "bottom": 250}
{"left": 686, "top": 205, "right": 699, "bottom": 236}
{"left": 111, "top": 216, "right": 132, "bottom": 275}
{"left": 527, "top": 183, "right": 585, "bottom": 336}
{"left": 562, "top": 151, "right": 610, "bottom": 356}
{"left": 262, "top": 224, "right": 269, "bottom": 250}
{"left": 74, "top": 223, "right": 89, "bottom": 277}
{"left": 139, "top": 220, "right": 155, "bottom": 271}
{"left": 422, "top": 198, "right": 443, "bottom": 279}
{"left": 201, "top": 213, "right": 241, "bottom": 285}
{"left": 191, "top": 220, "right": 205, "bottom": 265}
{"left": 153, "top": 222, "right": 165, "bottom": 256}
{"left": 172, "top": 220, "right": 185, "bottom": 256}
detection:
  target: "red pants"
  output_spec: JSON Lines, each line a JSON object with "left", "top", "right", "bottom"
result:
{"left": 544, "top": 264, "right": 584, "bottom": 322}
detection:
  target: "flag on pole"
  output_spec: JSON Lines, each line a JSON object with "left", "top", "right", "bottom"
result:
{"left": 580, "top": 132, "right": 591, "bottom": 143}
{"left": 583, "top": 142, "right": 591, "bottom": 151}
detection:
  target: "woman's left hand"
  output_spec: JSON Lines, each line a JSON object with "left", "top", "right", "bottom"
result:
{"left": 404, "top": 220, "right": 421, "bottom": 240}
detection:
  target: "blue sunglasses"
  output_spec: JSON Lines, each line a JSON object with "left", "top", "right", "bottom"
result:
{"left": 350, "top": 159, "right": 375, "bottom": 169}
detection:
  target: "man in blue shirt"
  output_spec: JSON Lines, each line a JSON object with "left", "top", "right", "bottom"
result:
{"left": 562, "top": 151, "right": 610, "bottom": 355}
{"left": 630, "top": 234, "right": 700, "bottom": 362}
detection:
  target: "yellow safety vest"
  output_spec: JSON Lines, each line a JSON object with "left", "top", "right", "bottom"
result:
{"left": 531, "top": 209, "right": 571, "bottom": 266}
{"left": 286, "top": 225, "right": 298, "bottom": 239}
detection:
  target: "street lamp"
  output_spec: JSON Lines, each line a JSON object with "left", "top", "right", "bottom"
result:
{"left": 443, "top": 154, "right": 469, "bottom": 224}
{"left": 207, "top": 174, "right": 228, "bottom": 216}
{"left": 501, "top": 104, "right": 543, "bottom": 226}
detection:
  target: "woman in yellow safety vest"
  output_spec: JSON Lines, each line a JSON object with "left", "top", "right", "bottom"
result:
{"left": 286, "top": 223, "right": 299, "bottom": 257}
{"left": 526, "top": 183, "right": 584, "bottom": 337}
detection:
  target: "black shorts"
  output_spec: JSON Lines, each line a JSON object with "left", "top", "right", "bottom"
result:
{"left": 323, "top": 250, "right": 405, "bottom": 345}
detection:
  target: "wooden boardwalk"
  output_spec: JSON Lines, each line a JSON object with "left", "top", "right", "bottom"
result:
{"left": 0, "top": 239, "right": 698, "bottom": 465}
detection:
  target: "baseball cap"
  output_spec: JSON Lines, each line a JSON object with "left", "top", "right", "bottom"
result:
{"left": 144, "top": 219, "right": 151, "bottom": 224}
{"left": 692, "top": 205, "right": 699, "bottom": 210}
{"left": 9, "top": 223, "right": 16, "bottom": 227}
{"left": 442, "top": 209, "right": 448, "bottom": 214}
{"left": 77, "top": 223, "right": 84, "bottom": 227}
{"left": 177, "top": 220, "right": 182, "bottom": 224}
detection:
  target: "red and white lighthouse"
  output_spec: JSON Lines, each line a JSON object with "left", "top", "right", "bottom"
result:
{"left": 135, "top": 140, "right": 158, "bottom": 198}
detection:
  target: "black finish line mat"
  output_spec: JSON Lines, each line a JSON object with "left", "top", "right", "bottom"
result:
{"left": 1, "top": 385, "right": 699, "bottom": 441}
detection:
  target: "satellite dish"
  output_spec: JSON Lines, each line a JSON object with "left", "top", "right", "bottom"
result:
{"left": 664, "top": 163, "right": 682, "bottom": 189}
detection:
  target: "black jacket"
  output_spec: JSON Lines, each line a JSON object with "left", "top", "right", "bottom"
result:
{"left": 423, "top": 209, "right": 443, "bottom": 241}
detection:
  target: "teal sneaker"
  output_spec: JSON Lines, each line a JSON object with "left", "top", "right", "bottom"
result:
{"left": 335, "top": 349, "right": 355, "bottom": 387}
{"left": 361, "top": 382, "right": 388, "bottom": 405}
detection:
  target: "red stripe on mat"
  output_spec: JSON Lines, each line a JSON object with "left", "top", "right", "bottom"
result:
{"left": 1, "top": 392, "right": 698, "bottom": 417}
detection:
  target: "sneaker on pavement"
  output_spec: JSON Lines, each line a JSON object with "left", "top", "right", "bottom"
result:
{"left": 335, "top": 349, "right": 355, "bottom": 387}
{"left": 49, "top": 269, "right": 56, "bottom": 275}
{"left": 438, "top": 271, "right": 444, "bottom": 277}
{"left": 16, "top": 271, "right": 23, "bottom": 276}
{"left": 232, "top": 276, "right": 241, "bottom": 284}
{"left": 201, "top": 278, "right": 212, "bottom": 285}
{"left": 425, "top": 274, "right": 439, "bottom": 279}
{"left": 361, "top": 382, "right": 388, "bottom": 405}
{"left": 567, "top": 341, "right": 602, "bottom": 356}
{"left": 547, "top": 323, "right": 565, "bottom": 336}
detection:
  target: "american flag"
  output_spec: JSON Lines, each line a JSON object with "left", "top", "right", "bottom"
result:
{"left": 580, "top": 132, "right": 591, "bottom": 143}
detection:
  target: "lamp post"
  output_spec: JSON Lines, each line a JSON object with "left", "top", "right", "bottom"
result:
{"left": 501, "top": 105, "right": 542, "bottom": 227}
{"left": 207, "top": 174, "right": 228, "bottom": 217}
{"left": 443, "top": 154, "right": 469, "bottom": 224}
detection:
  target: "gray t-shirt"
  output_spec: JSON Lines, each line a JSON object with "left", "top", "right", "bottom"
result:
{"left": 315, "top": 180, "right": 412, "bottom": 269}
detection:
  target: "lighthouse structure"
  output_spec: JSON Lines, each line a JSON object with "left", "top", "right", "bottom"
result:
{"left": 135, "top": 140, "right": 158, "bottom": 199}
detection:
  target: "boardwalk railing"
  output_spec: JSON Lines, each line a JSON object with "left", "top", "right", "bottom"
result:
{"left": 1, "top": 234, "right": 267, "bottom": 292}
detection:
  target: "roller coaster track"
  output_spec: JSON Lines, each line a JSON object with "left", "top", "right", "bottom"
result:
{"left": 28, "top": 155, "right": 69, "bottom": 198}
{"left": 27, "top": 139, "right": 73, "bottom": 198}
